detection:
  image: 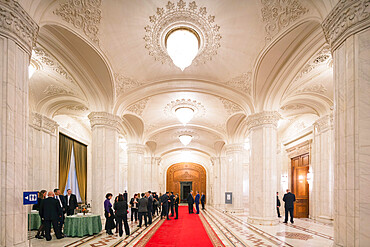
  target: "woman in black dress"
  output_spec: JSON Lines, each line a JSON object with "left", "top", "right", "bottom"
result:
{"left": 114, "top": 194, "right": 130, "bottom": 237}
{"left": 104, "top": 193, "right": 115, "bottom": 235}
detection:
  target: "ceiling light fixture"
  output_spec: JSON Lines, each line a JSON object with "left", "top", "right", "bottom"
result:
{"left": 166, "top": 28, "right": 199, "bottom": 71}
{"left": 175, "top": 107, "right": 194, "bottom": 125}
{"left": 179, "top": 134, "right": 193, "bottom": 146}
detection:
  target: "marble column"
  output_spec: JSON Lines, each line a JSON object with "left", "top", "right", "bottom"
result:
{"left": 247, "top": 111, "right": 280, "bottom": 225}
{"left": 0, "top": 1, "right": 38, "bottom": 246}
{"left": 311, "top": 114, "right": 334, "bottom": 223}
{"left": 88, "top": 112, "right": 121, "bottom": 215}
{"left": 211, "top": 157, "right": 222, "bottom": 207}
{"left": 224, "top": 144, "right": 244, "bottom": 212}
{"left": 322, "top": 1, "right": 370, "bottom": 245}
{"left": 28, "top": 113, "right": 59, "bottom": 191}
{"left": 127, "top": 144, "right": 145, "bottom": 195}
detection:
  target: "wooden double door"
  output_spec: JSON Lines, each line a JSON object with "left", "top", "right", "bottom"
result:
{"left": 291, "top": 153, "right": 309, "bottom": 218}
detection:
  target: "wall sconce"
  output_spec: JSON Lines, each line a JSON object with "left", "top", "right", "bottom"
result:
{"left": 298, "top": 175, "right": 304, "bottom": 183}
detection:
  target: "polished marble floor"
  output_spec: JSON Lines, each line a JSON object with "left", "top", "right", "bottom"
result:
{"left": 29, "top": 208, "right": 334, "bottom": 247}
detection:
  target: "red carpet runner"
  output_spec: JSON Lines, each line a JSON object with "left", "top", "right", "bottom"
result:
{"left": 137, "top": 206, "right": 223, "bottom": 247}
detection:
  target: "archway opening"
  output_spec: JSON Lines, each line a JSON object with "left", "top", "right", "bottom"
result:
{"left": 166, "top": 162, "right": 206, "bottom": 203}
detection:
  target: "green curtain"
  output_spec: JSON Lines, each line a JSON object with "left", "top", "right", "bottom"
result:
{"left": 73, "top": 141, "right": 87, "bottom": 202}
{"left": 59, "top": 134, "right": 73, "bottom": 193}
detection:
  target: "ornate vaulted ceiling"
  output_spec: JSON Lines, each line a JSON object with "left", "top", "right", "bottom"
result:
{"left": 20, "top": 0, "right": 337, "bottom": 157}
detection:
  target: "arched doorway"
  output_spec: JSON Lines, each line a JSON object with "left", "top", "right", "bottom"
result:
{"left": 166, "top": 162, "right": 206, "bottom": 203}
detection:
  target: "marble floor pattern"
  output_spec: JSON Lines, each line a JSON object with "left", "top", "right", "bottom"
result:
{"left": 28, "top": 210, "right": 334, "bottom": 247}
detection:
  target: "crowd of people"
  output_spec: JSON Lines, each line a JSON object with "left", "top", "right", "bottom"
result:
{"left": 32, "top": 188, "right": 79, "bottom": 241}
{"left": 32, "top": 188, "right": 207, "bottom": 241}
{"left": 32, "top": 188, "right": 296, "bottom": 241}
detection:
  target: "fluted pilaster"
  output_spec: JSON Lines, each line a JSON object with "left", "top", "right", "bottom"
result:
{"left": 28, "top": 113, "right": 59, "bottom": 192}
{"left": 224, "top": 144, "right": 244, "bottom": 212}
{"left": 127, "top": 144, "right": 146, "bottom": 195}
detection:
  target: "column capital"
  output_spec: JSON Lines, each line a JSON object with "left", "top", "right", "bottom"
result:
{"left": 0, "top": 0, "right": 39, "bottom": 54}
{"left": 246, "top": 111, "right": 280, "bottom": 130}
{"left": 88, "top": 112, "right": 122, "bottom": 132}
{"left": 224, "top": 143, "right": 244, "bottom": 154}
{"left": 127, "top": 143, "right": 146, "bottom": 154}
{"left": 313, "top": 113, "right": 333, "bottom": 134}
{"left": 30, "top": 112, "right": 58, "bottom": 135}
{"left": 322, "top": 0, "right": 370, "bottom": 51}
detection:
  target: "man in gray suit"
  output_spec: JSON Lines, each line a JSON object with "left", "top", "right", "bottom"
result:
{"left": 137, "top": 193, "right": 148, "bottom": 227}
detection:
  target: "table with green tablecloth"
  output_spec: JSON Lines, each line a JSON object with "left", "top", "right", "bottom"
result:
{"left": 64, "top": 214, "right": 102, "bottom": 237}
{"left": 28, "top": 211, "right": 41, "bottom": 230}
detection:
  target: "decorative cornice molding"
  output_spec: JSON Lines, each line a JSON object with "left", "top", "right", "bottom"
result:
{"left": 224, "top": 72, "right": 252, "bottom": 95}
{"left": 285, "top": 139, "right": 312, "bottom": 158}
{"left": 54, "top": 0, "right": 102, "bottom": 44}
{"left": 224, "top": 143, "right": 244, "bottom": 154}
{"left": 88, "top": 112, "right": 122, "bottom": 132}
{"left": 218, "top": 97, "right": 243, "bottom": 115}
{"left": 144, "top": 0, "right": 222, "bottom": 66}
{"left": 32, "top": 45, "right": 77, "bottom": 85}
{"left": 127, "top": 143, "right": 146, "bottom": 154}
{"left": 313, "top": 114, "right": 333, "bottom": 134}
{"left": 0, "top": 0, "right": 39, "bottom": 54}
{"left": 261, "top": 0, "right": 308, "bottom": 42}
{"left": 246, "top": 111, "right": 281, "bottom": 130}
{"left": 30, "top": 112, "right": 59, "bottom": 135}
{"left": 126, "top": 97, "right": 151, "bottom": 117}
{"left": 322, "top": 0, "right": 370, "bottom": 51}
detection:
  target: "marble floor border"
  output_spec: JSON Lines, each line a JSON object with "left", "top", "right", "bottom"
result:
{"left": 206, "top": 207, "right": 289, "bottom": 247}
{"left": 212, "top": 208, "right": 294, "bottom": 247}
{"left": 201, "top": 209, "right": 249, "bottom": 246}
{"left": 199, "top": 211, "right": 226, "bottom": 246}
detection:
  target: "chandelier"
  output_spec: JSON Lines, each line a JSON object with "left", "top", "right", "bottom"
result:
{"left": 166, "top": 28, "right": 199, "bottom": 71}
{"left": 175, "top": 107, "right": 194, "bottom": 125}
{"left": 179, "top": 134, "right": 193, "bottom": 146}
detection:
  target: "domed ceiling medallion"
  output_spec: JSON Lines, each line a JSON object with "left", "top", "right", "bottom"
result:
{"left": 143, "top": 0, "right": 222, "bottom": 67}
{"left": 164, "top": 99, "right": 206, "bottom": 120}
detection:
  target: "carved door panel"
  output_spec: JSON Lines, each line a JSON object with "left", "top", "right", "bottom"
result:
{"left": 291, "top": 153, "right": 309, "bottom": 218}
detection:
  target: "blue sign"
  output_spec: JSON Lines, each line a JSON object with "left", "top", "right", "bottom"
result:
{"left": 23, "top": 191, "right": 38, "bottom": 205}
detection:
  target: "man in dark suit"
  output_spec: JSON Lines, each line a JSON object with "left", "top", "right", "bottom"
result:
{"left": 123, "top": 190, "right": 128, "bottom": 202}
{"left": 54, "top": 188, "right": 66, "bottom": 236}
{"left": 161, "top": 192, "right": 171, "bottom": 220}
{"left": 40, "top": 191, "right": 63, "bottom": 241}
{"left": 187, "top": 190, "right": 194, "bottom": 214}
{"left": 201, "top": 192, "right": 206, "bottom": 210}
{"left": 137, "top": 193, "right": 148, "bottom": 227}
{"left": 283, "top": 189, "right": 296, "bottom": 223}
{"left": 65, "top": 189, "right": 78, "bottom": 216}
{"left": 146, "top": 191, "right": 153, "bottom": 225}
{"left": 276, "top": 192, "right": 281, "bottom": 218}
{"left": 169, "top": 192, "right": 175, "bottom": 217}
{"left": 195, "top": 191, "right": 200, "bottom": 214}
